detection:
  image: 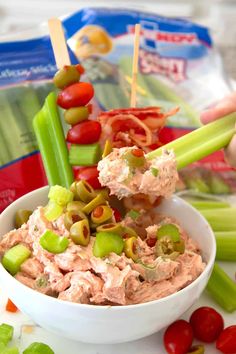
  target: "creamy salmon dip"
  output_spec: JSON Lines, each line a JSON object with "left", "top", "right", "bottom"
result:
{"left": 97, "top": 147, "right": 178, "bottom": 200}
{"left": 0, "top": 207, "right": 205, "bottom": 305}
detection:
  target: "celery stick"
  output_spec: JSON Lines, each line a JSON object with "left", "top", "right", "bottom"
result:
{"left": 185, "top": 177, "right": 211, "bottom": 194}
{"left": 215, "top": 231, "right": 236, "bottom": 261}
{"left": 207, "top": 263, "right": 236, "bottom": 312}
{"left": 189, "top": 200, "right": 230, "bottom": 210}
{"left": 199, "top": 208, "right": 236, "bottom": 231}
{"left": 209, "top": 175, "right": 231, "bottom": 195}
{"left": 33, "top": 92, "right": 73, "bottom": 188}
{"left": 69, "top": 143, "right": 101, "bottom": 166}
{"left": 146, "top": 113, "right": 236, "bottom": 169}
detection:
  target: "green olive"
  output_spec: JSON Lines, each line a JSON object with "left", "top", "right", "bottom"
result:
{"left": 187, "top": 345, "right": 205, "bottom": 354}
{"left": 82, "top": 193, "right": 106, "bottom": 215}
{"left": 123, "top": 149, "right": 145, "bottom": 168}
{"left": 156, "top": 236, "right": 180, "bottom": 260}
{"left": 102, "top": 140, "right": 113, "bottom": 158}
{"left": 70, "top": 219, "right": 90, "bottom": 246}
{"left": 64, "top": 106, "right": 90, "bottom": 125}
{"left": 157, "top": 223, "right": 180, "bottom": 242}
{"left": 96, "top": 223, "right": 122, "bottom": 234}
{"left": 122, "top": 226, "right": 138, "bottom": 239}
{"left": 15, "top": 209, "right": 32, "bottom": 228}
{"left": 53, "top": 65, "right": 80, "bottom": 89}
{"left": 94, "top": 188, "right": 110, "bottom": 200}
{"left": 174, "top": 239, "right": 185, "bottom": 254}
{"left": 91, "top": 205, "right": 113, "bottom": 224}
{"left": 64, "top": 210, "right": 87, "bottom": 230}
{"left": 67, "top": 201, "right": 86, "bottom": 212}
{"left": 74, "top": 180, "right": 96, "bottom": 203}
{"left": 124, "top": 236, "right": 138, "bottom": 261}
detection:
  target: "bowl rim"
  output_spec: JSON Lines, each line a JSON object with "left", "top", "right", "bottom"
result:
{"left": 0, "top": 186, "right": 216, "bottom": 311}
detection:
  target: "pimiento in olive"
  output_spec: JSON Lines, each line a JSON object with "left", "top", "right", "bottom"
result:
{"left": 124, "top": 236, "right": 138, "bottom": 261}
{"left": 123, "top": 148, "right": 145, "bottom": 168}
{"left": 70, "top": 219, "right": 90, "bottom": 246}
{"left": 64, "top": 210, "right": 87, "bottom": 231}
{"left": 91, "top": 205, "right": 113, "bottom": 224}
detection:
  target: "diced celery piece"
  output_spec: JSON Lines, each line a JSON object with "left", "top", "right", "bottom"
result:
{"left": 23, "top": 342, "right": 54, "bottom": 354}
{"left": 44, "top": 201, "right": 63, "bottom": 222}
{"left": 48, "top": 185, "right": 73, "bottom": 206}
{"left": 69, "top": 143, "right": 101, "bottom": 166}
{"left": 0, "top": 324, "right": 13, "bottom": 346}
{"left": 40, "top": 230, "right": 69, "bottom": 254}
{"left": 2, "top": 245, "right": 31, "bottom": 275}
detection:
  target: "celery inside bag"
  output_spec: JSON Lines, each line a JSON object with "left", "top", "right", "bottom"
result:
{"left": 33, "top": 92, "right": 73, "bottom": 188}
{"left": 146, "top": 113, "right": 236, "bottom": 169}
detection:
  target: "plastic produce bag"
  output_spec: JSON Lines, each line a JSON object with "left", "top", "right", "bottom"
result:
{"left": 0, "top": 7, "right": 235, "bottom": 212}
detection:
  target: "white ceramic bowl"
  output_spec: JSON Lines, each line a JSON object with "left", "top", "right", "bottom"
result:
{"left": 0, "top": 187, "right": 216, "bottom": 344}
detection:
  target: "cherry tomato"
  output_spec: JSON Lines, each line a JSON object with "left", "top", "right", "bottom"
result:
{"left": 216, "top": 325, "right": 236, "bottom": 354}
{"left": 67, "top": 120, "right": 101, "bottom": 144}
{"left": 164, "top": 320, "right": 193, "bottom": 354}
{"left": 57, "top": 82, "right": 94, "bottom": 109}
{"left": 189, "top": 306, "right": 224, "bottom": 343}
{"left": 75, "top": 166, "right": 101, "bottom": 189}
{"left": 112, "top": 207, "right": 122, "bottom": 222}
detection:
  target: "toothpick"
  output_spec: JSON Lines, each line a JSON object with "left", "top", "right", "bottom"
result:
{"left": 48, "top": 18, "right": 71, "bottom": 69}
{"left": 130, "top": 24, "right": 141, "bottom": 107}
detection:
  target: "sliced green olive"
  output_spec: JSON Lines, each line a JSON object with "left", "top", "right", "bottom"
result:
{"left": 82, "top": 193, "right": 106, "bottom": 215}
{"left": 64, "top": 210, "right": 87, "bottom": 230}
{"left": 187, "top": 345, "right": 205, "bottom": 354}
{"left": 15, "top": 210, "right": 32, "bottom": 228}
{"left": 53, "top": 65, "right": 80, "bottom": 89}
{"left": 74, "top": 180, "right": 95, "bottom": 203}
{"left": 91, "top": 205, "right": 113, "bottom": 224}
{"left": 174, "top": 239, "right": 185, "bottom": 254}
{"left": 94, "top": 188, "right": 110, "bottom": 200}
{"left": 102, "top": 140, "right": 113, "bottom": 158}
{"left": 157, "top": 223, "right": 180, "bottom": 242}
{"left": 124, "top": 236, "right": 138, "bottom": 261}
{"left": 122, "top": 226, "right": 138, "bottom": 239}
{"left": 67, "top": 200, "right": 86, "bottom": 212}
{"left": 96, "top": 223, "right": 122, "bottom": 234}
{"left": 64, "top": 106, "right": 90, "bottom": 125}
{"left": 123, "top": 149, "right": 145, "bottom": 168}
{"left": 156, "top": 236, "right": 180, "bottom": 260}
{"left": 70, "top": 219, "right": 90, "bottom": 246}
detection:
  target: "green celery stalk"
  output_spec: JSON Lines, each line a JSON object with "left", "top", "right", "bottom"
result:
{"left": 189, "top": 200, "right": 230, "bottom": 210}
{"left": 146, "top": 113, "right": 236, "bottom": 169}
{"left": 207, "top": 263, "right": 236, "bottom": 312}
{"left": 33, "top": 92, "right": 73, "bottom": 188}
{"left": 215, "top": 231, "right": 236, "bottom": 261}
{"left": 200, "top": 208, "right": 236, "bottom": 231}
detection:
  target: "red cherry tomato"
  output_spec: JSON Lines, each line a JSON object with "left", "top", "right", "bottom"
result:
{"left": 67, "top": 120, "right": 101, "bottom": 144}
{"left": 57, "top": 82, "right": 94, "bottom": 109}
{"left": 75, "top": 166, "right": 101, "bottom": 189}
{"left": 112, "top": 207, "right": 122, "bottom": 222}
{"left": 164, "top": 320, "right": 193, "bottom": 354}
{"left": 216, "top": 326, "right": 236, "bottom": 354}
{"left": 190, "top": 306, "right": 224, "bottom": 343}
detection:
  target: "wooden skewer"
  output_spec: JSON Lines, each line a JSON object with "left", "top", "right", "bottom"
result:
{"left": 130, "top": 24, "right": 141, "bottom": 108}
{"left": 48, "top": 18, "right": 71, "bottom": 69}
